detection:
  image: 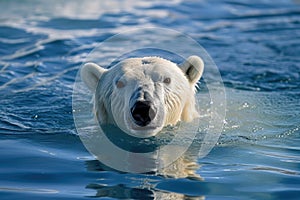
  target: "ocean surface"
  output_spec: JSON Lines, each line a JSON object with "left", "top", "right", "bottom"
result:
{"left": 0, "top": 0, "right": 299, "bottom": 199}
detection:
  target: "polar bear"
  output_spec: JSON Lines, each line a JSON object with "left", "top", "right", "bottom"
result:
{"left": 81, "top": 56, "right": 204, "bottom": 138}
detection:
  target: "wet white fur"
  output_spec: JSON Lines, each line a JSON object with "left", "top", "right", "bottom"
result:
{"left": 81, "top": 56, "right": 204, "bottom": 137}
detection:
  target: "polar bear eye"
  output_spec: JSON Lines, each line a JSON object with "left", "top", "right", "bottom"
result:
{"left": 116, "top": 80, "right": 125, "bottom": 88}
{"left": 163, "top": 77, "right": 171, "bottom": 84}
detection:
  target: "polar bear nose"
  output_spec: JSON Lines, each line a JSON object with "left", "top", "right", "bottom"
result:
{"left": 131, "top": 101, "right": 156, "bottom": 127}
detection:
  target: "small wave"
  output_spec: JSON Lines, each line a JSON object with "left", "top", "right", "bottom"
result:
{"left": 11, "top": 66, "right": 78, "bottom": 93}
{"left": 0, "top": 72, "right": 36, "bottom": 90}
{"left": 0, "top": 187, "right": 58, "bottom": 194}
{"left": 251, "top": 166, "right": 299, "bottom": 175}
{"left": 0, "top": 38, "right": 31, "bottom": 44}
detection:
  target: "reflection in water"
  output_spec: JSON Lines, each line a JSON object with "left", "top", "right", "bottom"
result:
{"left": 86, "top": 182, "right": 205, "bottom": 199}
{"left": 85, "top": 140, "right": 204, "bottom": 199}
{"left": 86, "top": 183, "right": 154, "bottom": 199}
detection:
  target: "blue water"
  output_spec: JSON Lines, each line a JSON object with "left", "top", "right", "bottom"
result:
{"left": 0, "top": 0, "right": 299, "bottom": 199}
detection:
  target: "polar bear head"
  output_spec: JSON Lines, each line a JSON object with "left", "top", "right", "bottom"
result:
{"left": 81, "top": 56, "right": 204, "bottom": 138}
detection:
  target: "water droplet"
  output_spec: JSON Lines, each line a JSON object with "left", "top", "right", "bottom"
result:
{"left": 242, "top": 102, "right": 249, "bottom": 108}
{"left": 32, "top": 114, "right": 38, "bottom": 119}
{"left": 252, "top": 126, "right": 263, "bottom": 133}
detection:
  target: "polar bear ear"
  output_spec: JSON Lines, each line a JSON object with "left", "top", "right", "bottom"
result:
{"left": 81, "top": 62, "right": 107, "bottom": 92}
{"left": 179, "top": 56, "right": 204, "bottom": 85}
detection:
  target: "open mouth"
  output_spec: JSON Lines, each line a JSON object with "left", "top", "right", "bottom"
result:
{"left": 130, "top": 100, "right": 156, "bottom": 127}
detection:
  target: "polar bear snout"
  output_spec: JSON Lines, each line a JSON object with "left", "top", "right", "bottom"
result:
{"left": 130, "top": 101, "right": 157, "bottom": 127}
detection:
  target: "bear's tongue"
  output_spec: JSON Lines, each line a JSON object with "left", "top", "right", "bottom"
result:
{"left": 131, "top": 101, "right": 152, "bottom": 127}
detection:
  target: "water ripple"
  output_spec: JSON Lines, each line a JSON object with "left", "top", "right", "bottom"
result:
{"left": 0, "top": 0, "right": 299, "bottom": 199}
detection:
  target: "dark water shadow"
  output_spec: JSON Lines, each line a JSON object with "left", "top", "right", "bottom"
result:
{"left": 100, "top": 124, "right": 175, "bottom": 153}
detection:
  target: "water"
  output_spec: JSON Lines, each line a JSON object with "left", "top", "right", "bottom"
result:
{"left": 0, "top": 0, "right": 299, "bottom": 199}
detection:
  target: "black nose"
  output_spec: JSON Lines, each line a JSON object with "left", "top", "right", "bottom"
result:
{"left": 130, "top": 101, "right": 156, "bottom": 127}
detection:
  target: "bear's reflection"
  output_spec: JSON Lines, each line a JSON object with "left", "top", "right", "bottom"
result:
{"left": 85, "top": 126, "right": 205, "bottom": 199}
{"left": 86, "top": 183, "right": 154, "bottom": 199}
{"left": 85, "top": 182, "right": 204, "bottom": 200}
